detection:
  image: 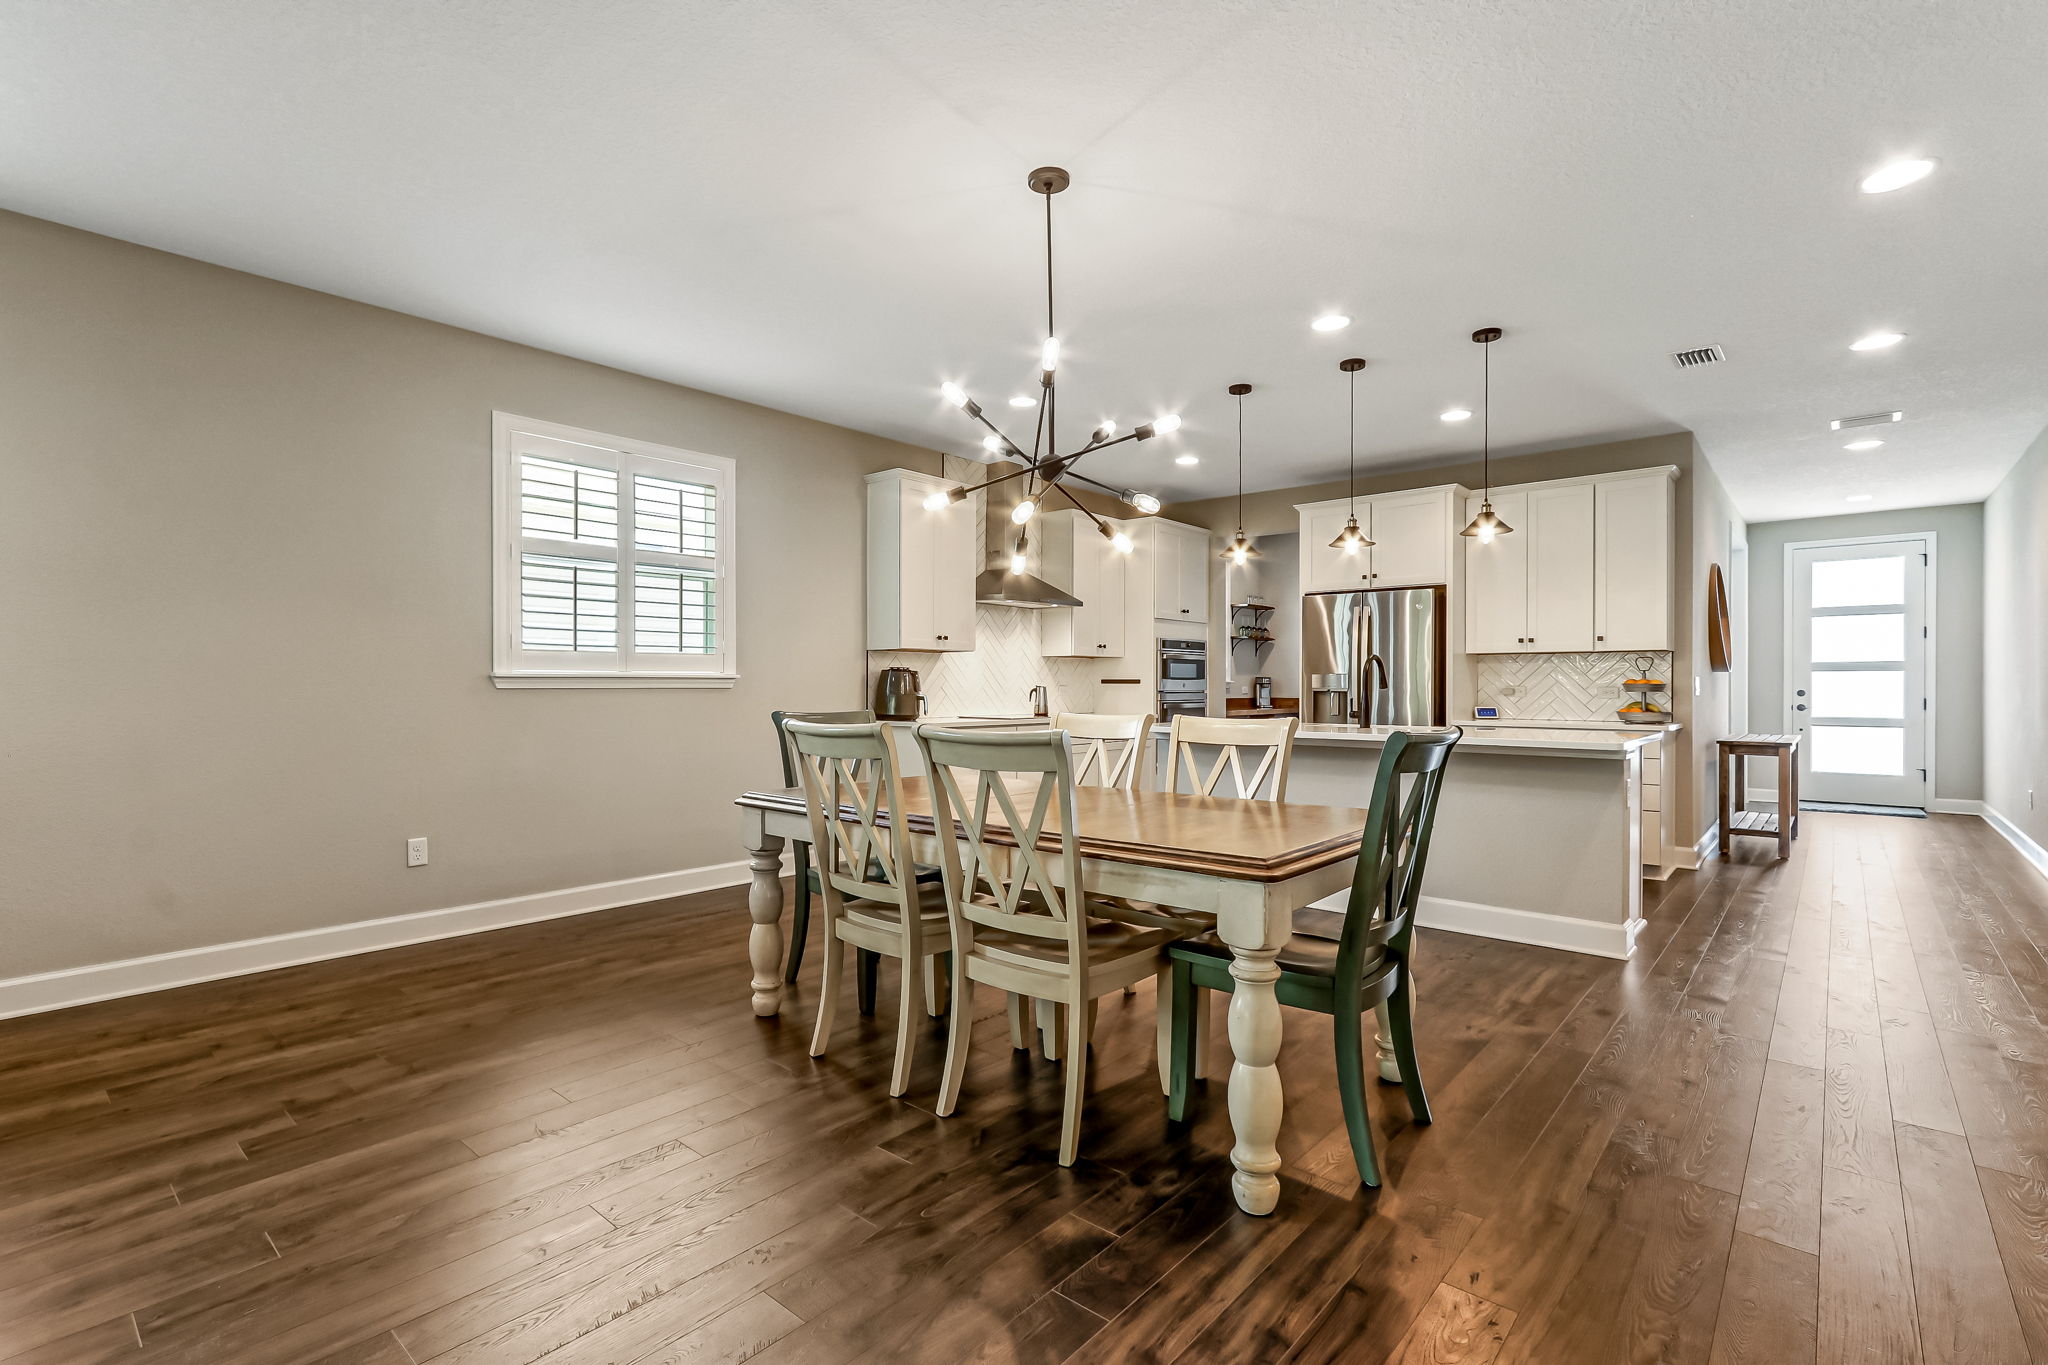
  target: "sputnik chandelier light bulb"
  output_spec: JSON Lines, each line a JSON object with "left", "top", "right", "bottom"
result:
{"left": 1220, "top": 383, "right": 1260, "bottom": 566}
{"left": 924, "top": 167, "right": 1179, "bottom": 568}
{"left": 1328, "top": 357, "right": 1374, "bottom": 556}
{"left": 1458, "top": 327, "right": 1515, "bottom": 544}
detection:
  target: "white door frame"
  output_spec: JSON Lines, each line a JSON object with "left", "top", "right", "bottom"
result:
{"left": 1781, "top": 532, "right": 1936, "bottom": 810}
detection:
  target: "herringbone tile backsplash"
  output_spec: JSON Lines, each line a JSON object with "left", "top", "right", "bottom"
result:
{"left": 1474, "top": 651, "right": 1675, "bottom": 722}
{"left": 867, "top": 455, "right": 1114, "bottom": 718}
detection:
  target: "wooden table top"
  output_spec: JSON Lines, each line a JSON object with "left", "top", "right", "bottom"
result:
{"left": 737, "top": 779, "right": 1370, "bottom": 884}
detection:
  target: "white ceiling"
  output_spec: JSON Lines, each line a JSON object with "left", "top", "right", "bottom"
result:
{"left": 4, "top": 0, "right": 2043, "bottom": 523}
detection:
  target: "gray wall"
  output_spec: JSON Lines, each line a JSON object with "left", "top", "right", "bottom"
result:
{"left": 1227, "top": 532, "right": 1299, "bottom": 701}
{"left": 1985, "top": 430, "right": 2047, "bottom": 843}
{"left": 1745, "top": 504, "right": 1985, "bottom": 804}
{"left": 0, "top": 210, "right": 940, "bottom": 979}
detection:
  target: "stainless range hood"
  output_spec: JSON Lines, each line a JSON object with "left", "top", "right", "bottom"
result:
{"left": 973, "top": 466, "right": 1081, "bottom": 609}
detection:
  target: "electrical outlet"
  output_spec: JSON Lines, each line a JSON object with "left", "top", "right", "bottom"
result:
{"left": 406, "top": 837, "right": 429, "bottom": 868}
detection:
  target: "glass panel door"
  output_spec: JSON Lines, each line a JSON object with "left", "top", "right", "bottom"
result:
{"left": 1787, "top": 538, "right": 1929, "bottom": 808}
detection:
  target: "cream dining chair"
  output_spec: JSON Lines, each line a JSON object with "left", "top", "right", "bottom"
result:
{"left": 1150, "top": 712, "right": 1301, "bottom": 1088}
{"left": 913, "top": 724, "right": 1198, "bottom": 1166}
{"left": 1052, "top": 711, "right": 1156, "bottom": 790}
{"left": 783, "top": 719, "right": 950, "bottom": 1098}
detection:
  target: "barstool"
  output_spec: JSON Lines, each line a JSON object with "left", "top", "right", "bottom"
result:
{"left": 1717, "top": 734, "right": 1800, "bottom": 859}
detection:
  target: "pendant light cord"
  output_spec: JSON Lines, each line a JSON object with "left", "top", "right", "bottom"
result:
{"left": 1236, "top": 390, "right": 1246, "bottom": 534}
{"left": 1482, "top": 336, "right": 1491, "bottom": 499}
{"left": 1044, "top": 188, "right": 1055, "bottom": 463}
{"left": 1347, "top": 368, "right": 1357, "bottom": 513}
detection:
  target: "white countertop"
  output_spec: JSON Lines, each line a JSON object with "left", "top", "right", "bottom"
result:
{"left": 882, "top": 715, "right": 1050, "bottom": 730}
{"left": 1145, "top": 720, "right": 1663, "bottom": 759}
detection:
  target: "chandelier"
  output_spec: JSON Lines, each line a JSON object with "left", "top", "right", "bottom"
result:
{"left": 924, "top": 167, "right": 1182, "bottom": 572}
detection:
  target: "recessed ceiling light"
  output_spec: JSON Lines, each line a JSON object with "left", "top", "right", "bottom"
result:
{"left": 1008, "top": 393, "right": 1035, "bottom": 407}
{"left": 1846, "top": 494, "right": 1874, "bottom": 503}
{"left": 1440, "top": 408, "right": 1473, "bottom": 423}
{"left": 1174, "top": 453, "right": 1199, "bottom": 466}
{"left": 1844, "top": 438, "right": 1885, "bottom": 451}
{"left": 1311, "top": 313, "right": 1351, "bottom": 333}
{"left": 1850, "top": 331, "right": 1905, "bottom": 351}
{"left": 1860, "top": 158, "right": 1937, "bottom": 194}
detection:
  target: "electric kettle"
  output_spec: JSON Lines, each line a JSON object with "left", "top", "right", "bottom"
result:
{"left": 873, "top": 667, "right": 923, "bottom": 721}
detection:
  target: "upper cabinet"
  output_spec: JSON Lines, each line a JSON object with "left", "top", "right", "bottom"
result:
{"left": 1592, "top": 472, "right": 1675, "bottom": 651}
{"left": 1038, "top": 510, "right": 1128, "bottom": 658}
{"left": 1463, "top": 466, "right": 1676, "bottom": 653}
{"left": 865, "top": 468, "right": 976, "bottom": 652}
{"left": 1146, "top": 519, "right": 1211, "bottom": 624}
{"left": 1299, "top": 484, "right": 1466, "bottom": 594}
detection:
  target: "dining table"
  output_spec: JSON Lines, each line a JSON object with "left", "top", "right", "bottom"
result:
{"left": 734, "top": 776, "right": 1381, "bottom": 1216}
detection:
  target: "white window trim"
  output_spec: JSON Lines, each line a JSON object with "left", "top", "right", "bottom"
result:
{"left": 492, "top": 412, "right": 738, "bottom": 689}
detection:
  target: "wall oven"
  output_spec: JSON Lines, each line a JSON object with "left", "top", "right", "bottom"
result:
{"left": 1157, "top": 637, "right": 1207, "bottom": 721}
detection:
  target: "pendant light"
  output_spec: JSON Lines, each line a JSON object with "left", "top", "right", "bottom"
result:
{"left": 924, "top": 167, "right": 1179, "bottom": 582}
{"left": 1328, "top": 357, "right": 1375, "bottom": 555}
{"left": 1219, "top": 383, "right": 1260, "bottom": 565}
{"left": 1458, "top": 327, "right": 1514, "bottom": 543}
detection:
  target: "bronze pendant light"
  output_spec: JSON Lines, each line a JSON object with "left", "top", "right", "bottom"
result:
{"left": 1220, "top": 383, "right": 1260, "bottom": 564}
{"left": 1458, "top": 326, "right": 1514, "bottom": 542}
{"left": 1328, "top": 357, "right": 1375, "bottom": 555}
{"left": 928, "top": 166, "right": 1179, "bottom": 578}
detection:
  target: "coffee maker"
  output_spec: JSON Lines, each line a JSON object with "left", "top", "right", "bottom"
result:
{"left": 1251, "top": 676, "right": 1273, "bottom": 709}
{"left": 872, "top": 667, "right": 922, "bottom": 721}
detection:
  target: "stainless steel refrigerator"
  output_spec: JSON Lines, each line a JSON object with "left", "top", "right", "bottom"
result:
{"left": 1301, "top": 586, "right": 1447, "bottom": 726}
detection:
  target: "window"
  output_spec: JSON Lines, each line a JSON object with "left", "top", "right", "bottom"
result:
{"left": 492, "top": 413, "right": 735, "bottom": 687}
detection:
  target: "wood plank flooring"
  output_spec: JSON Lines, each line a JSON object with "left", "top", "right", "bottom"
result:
{"left": 2, "top": 812, "right": 2044, "bottom": 1363}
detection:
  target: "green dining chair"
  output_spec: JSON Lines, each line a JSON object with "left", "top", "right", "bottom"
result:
{"left": 771, "top": 710, "right": 944, "bottom": 1011}
{"left": 1165, "top": 727, "right": 1461, "bottom": 1187}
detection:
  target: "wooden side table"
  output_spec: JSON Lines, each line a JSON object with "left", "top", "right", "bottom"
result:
{"left": 1718, "top": 734, "right": 1800, "bottom": 859}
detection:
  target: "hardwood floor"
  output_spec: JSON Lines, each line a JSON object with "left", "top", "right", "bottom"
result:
{"left": 2, "top": 811, "right": 2045, "bottom": 1364}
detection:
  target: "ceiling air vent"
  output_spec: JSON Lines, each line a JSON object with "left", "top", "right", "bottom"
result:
{"left": 1831, "top": 411, "right": 1903, "bottom": 431}
{"left": 1670, "top": 345, "right": 1725, "bottom": 369}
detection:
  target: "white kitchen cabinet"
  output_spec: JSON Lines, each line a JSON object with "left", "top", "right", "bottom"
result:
{"left": 1038, "top": 511, "right": 1127, "bottom": 658}
{"left": 1462, "top": 490, "right": 1530, "bottom": 653}
{"left": 1593, "top": 473, "right": 1675, "bottom": 650}
{"left": 1463, "top": 466, "right": 1675, "bottom": 654}
{"left": 1298, "top": 485, "right": 1463, "bottom": 593}
{"left": 1526, "top": 483, "right": 1595, "bottom": 652}
{"left": 865, "top": 468, "right": 975, "bottom": 652}
{"left": 1147, "top": 519, "right": 1210, "bottom": 625}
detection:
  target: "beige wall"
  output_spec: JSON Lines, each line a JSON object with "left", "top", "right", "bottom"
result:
{"left": 0, "top": 210, "right": 941, "bottom": 980}
{"left": 1985, "top": 426, "right": 2047, "bottom": 847}
{"left": 1166, "top": 432, "right": 1744, "bottom": 858}
{"left": 1744, "top": 503, "right": 1986, "bottom": 804}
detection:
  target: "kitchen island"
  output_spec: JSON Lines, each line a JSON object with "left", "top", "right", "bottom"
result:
{"left": 1152, "top": 721, "right": 1675, "bottom": 958}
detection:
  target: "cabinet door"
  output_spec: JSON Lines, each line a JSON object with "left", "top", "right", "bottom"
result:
{"left": 1150, "top": 524, "right": 1182, "bottom": 620}
{"left": 1463, "top": 490, "right": 1529, "bottom": 652}
{"left": 1093, "top": 540, "right": 1127, "bottom": 657}
{"left": 1593, "top": 474, "right": 1671, "bottom": 650}
{"left": 1527, "top": 484, "right": 1595, "bottom": 653}
{"left": 1365, "top": 488, "right": 1449, "bottom": 587}
{"left": 929, "top": 493, "right": 976, "bottom": 650}
{"left": 1302, "top": 505, "right": 1371, "bottom": 592}
{"left": 1176, "top": 525, "right": 1211, "bottom": 624}
{"left": 896, "top": 485, "right": 940, "bottom": 649}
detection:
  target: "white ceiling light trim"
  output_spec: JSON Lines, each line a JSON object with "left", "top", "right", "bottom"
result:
{"left": 1311, "top": 313, "right": 1352, "bottom": 332}
{"left": 1439, "top": 408, "right": 1473, "bottom": 422}
{"left": 1844, "top": 438, "right": 1885, "bottom": 450}
{"left": 1850, "top": 331, "right": 1905, "bottom": 351}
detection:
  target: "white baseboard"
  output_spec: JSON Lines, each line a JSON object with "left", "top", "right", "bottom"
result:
{"left": 0, "top": 855, "right": 788, "bottom": 1021}
{"left": 1416, "top": 894, "right": 1641, "bottom": 960}
{"left": 1983, "top": 805, "right": 2048, "bottom": 882}
{"left": 1687, "top": 825, "right": 1719, "bottom": 867}
{"left": 1932, "top": 798, "right": 1986, "bottom": 816}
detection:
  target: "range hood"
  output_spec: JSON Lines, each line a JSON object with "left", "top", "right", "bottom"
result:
{"left": 973, "top": 467, "right": 1081, "bottom": 609}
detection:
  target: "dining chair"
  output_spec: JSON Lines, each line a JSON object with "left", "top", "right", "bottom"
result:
{"left": 1147, "top": 713, "right": 1300, "bottom": 1086}
{"left": 783, "top": 719, "right": 952, "bottom": 1098}
{"left": 1161, "top": 713, "right": 1299, "bottom": 800}
{"left": 913, "top": 725, "right": 1200, "bottom": 1166}
{"left": 771, "top": 709, "right": 942, "bottom": 998}
{"left": 1165, "top": 728, "right": 1461, "bottom": 1186}
{"left": 1051, "top": 712, "right": 1156, "bottom": 790}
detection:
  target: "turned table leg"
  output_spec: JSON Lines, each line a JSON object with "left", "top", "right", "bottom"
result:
{"left": 1224, "top": 943, "right": 1286, "bottom": 1215}
{"left": 743, "top": 815, "right": 787, "bottom": 1017}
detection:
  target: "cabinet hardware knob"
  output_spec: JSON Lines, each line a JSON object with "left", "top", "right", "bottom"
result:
{"left": 1596, "top": 635, "right": 1604, "bottom": 641}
